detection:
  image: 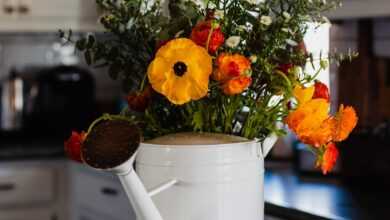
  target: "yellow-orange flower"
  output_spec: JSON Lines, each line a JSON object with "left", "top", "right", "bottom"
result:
{"left": 222, "top": 76, "right": 252, "bottom": 95}
{"left": 147, "top": 38, "right": 212, "bottom": 105}
{"left": 333, "top": 105, "right": 358, "bottom": 142}
{"left": 285, "top": 98, "right": 330, "bottom": 135}
{"left": 213, "top": 53, "right": 251, "bottom": 82}
{"left": 299, "top": 117, "right": 335, "bottom": 147}
{"left": 293, "top": 85, "right": 315, "bottom": 105}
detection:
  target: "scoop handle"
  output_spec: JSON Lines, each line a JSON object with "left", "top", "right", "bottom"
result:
{"left": 118, "top": 170, "right": 163, "bottom": 220}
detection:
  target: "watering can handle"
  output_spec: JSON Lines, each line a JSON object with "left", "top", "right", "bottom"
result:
{"left": 259, "top": 133, "right": 278, "bottom": 158}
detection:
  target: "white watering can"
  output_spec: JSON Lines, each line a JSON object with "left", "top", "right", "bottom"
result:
{"left": 83, "top": 129, "right": 277, "bottom": 220}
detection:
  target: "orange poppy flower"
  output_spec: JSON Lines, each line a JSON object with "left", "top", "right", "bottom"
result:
{"left": 298, "top": 117, "right": 335, "bottom": 147}
{"left": 213, "top": 53, "right": 251, "bottom": 82}
{"left": 222, "top": 76, "right": 252, "bottom": 95}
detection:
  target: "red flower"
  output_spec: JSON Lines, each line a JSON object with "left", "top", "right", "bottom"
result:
{"left": 64, "top": 131, "right": 87, "bottom": 163}
{"left": 127, "top": 86, "right": 153, "bottom": 112}
{"left": 277, "top": 63, "right": 294, "bottom": 74}
{"left": 317, "top": 142, "right": 339, "bottom": 175}
{"left": 191, "top": 21, "right": 224, "bottom": 54}
{"left": 313, "top": 81, "right": 330, "bottom": 102}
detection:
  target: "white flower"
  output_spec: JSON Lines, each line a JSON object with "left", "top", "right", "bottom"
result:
{"left": 286, "top": 39, "right": 298, "bottom": 46}
{"left": 246, "top": 0, "right": 265, "bottom": 4}
{"left": 282, "top": 12, "right": 291, "bottom": 21}
{"left": 215, "top": 10, "right": 224, "bottom": 19}
{"left": 249, "top": 55, "right": 258, "bottom": 63}
{"left": 225, "top": 36, "right": 241, "bottom": 48}
{"left": 260, "top": 16, "right": 272, "bottom": 26}
{"left": 245, "top": 0, "right": 258, "bottom": 4}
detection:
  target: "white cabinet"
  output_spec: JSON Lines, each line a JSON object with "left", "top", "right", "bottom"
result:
{"left": 0, "top": 160, "right": 69, "bottom": 220}
{"left": 0, "top": 208, "right": 53, "bottom": 220}
{"left": 0, "top": 0, "right": 100, "bottom": 32}
{"left": 0, "top": 168, "right": 55, "bottom": 206}
{"left": 326, "top": 0, "right": 390, "bottom": 20}
{"left": 69, "top": 163, "right": 136, "bottom": 220}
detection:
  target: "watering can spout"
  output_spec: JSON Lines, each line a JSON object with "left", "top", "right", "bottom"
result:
{"left": 113, "top": 155, "right": 164, "bottom": 220}
{"left": 80, "top": 120, "right": 165, "bottom": 220}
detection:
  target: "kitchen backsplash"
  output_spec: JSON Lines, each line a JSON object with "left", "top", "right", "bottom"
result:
{"left": 0, "top": 32, "right": 121, "bottom": 103}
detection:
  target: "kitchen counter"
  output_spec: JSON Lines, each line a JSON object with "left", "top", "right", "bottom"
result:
{"left": 264, "top": 162, "right": 389, "bottom": 220}
{"left": 0, "top": 138, "right": 64, "bottom": 160}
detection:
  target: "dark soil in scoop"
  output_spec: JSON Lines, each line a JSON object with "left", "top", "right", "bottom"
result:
{"left": 82, "top": 120, "right": 141, "bottom": 169}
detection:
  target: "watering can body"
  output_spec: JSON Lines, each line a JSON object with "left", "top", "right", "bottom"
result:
{"left": 133, "top": 133, "right": 277, "bottom": 220}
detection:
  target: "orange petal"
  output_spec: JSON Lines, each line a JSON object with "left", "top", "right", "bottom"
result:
{"left": 318, "top": 143, "right": 339, "bottom": 175}
{"left": 333, "top": 105, "right": 358, "bottom": 142}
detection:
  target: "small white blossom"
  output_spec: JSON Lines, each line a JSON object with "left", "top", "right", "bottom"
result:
{"left": 260, "top": 16, "right": 272, "bottom": 26}
{"left": 282, "top": 12, "right": 291, "bottom": 21}
{"left": 226, "top": 36, "right": 241, "bottom": 48}
{"left": 249, "top": 55, "right": 258, "bottom": 63}
{"left": 247, "top": 0, "right": 266, "bottom": 4}
{"left": 286, "top": 39, "right": 298, "bottom": 46}
{"left": 245, "top": 0, "right": 258, "bottom": 4}
{"left": 215, "top": 10, "right": 224, "bottom": 19}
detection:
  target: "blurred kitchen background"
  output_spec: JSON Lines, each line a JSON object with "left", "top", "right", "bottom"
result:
{"left": 0, "top": 0, "right": 389, "bottom": 220}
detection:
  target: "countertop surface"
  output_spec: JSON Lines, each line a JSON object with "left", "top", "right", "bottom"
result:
{"left": 264, "top": 162, "right": 389, "bottom": 220}
{"left": 0, "top": 140, "right": 387, "bottom": 220}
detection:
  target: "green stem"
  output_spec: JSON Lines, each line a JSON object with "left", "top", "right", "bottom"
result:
{"left": 86, "top": 114, "right": 134, "bottom": 134}
{"left": 206, "top": 25, "right": 215, "bottom": 52}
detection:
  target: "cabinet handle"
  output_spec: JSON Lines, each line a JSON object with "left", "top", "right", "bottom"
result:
{"left": 101, "top": 187, "right": 118, "bottom": 196}
{"left": 3, "top": 5, "right": 14, "bottom": 14}
{"left": 17, "top": 4, "right": 29, "bottom": 14}
{"left": 0, "top": 183, "right": 15, "bottom": 191}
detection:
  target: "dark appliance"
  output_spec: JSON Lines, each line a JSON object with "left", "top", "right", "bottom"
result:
{"left": 29, "top": 65, "right": 96, "bottom": 139}
{"left": 0, "top": 65, "right": 96, "bottom": 140}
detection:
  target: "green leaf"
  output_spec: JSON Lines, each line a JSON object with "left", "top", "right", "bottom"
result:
{"left": 192, "top": 110, "right": 204, "bottom": 131}
{"left": 76, "top": 38, "right": 87, "bottom": 51}
{"left": 87, "top": 35, "right": 96, "bottom": 49}
{"left": 108, "top": 64, "right": 120, "bottom": 80}
{"left": 84, "top": 50, "right": 92, "bottom": 65}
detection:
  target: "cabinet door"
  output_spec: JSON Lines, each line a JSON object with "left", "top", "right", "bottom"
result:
{"left": 0, "top": 167, "right": 55, "bottom": 206}
{"left": 70, "top": 164, "right": 136, "bottom": 220}
{"left": 0, "top": 209, "right": 52, "bottom": 220}
{"left": 76, "top": 207, "right": 123, "bottom": 220}
{"left": 24, "top": 0, "right": 98, "bottom": 18}
{"left": 0, "top": 0, "right": 100, "bottom": 31}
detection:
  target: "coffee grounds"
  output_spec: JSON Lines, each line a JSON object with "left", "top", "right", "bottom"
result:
{"left": 82, "top": 120, "right": 141, "bottom": 169}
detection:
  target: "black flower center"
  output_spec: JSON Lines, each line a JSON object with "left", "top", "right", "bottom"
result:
{"left": 173, "top": 62, "right": 187, "bottom": 77}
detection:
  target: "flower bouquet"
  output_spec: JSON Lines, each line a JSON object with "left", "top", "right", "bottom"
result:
{"left": 62, "top": 0, "right": 358, "bottom": 219}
